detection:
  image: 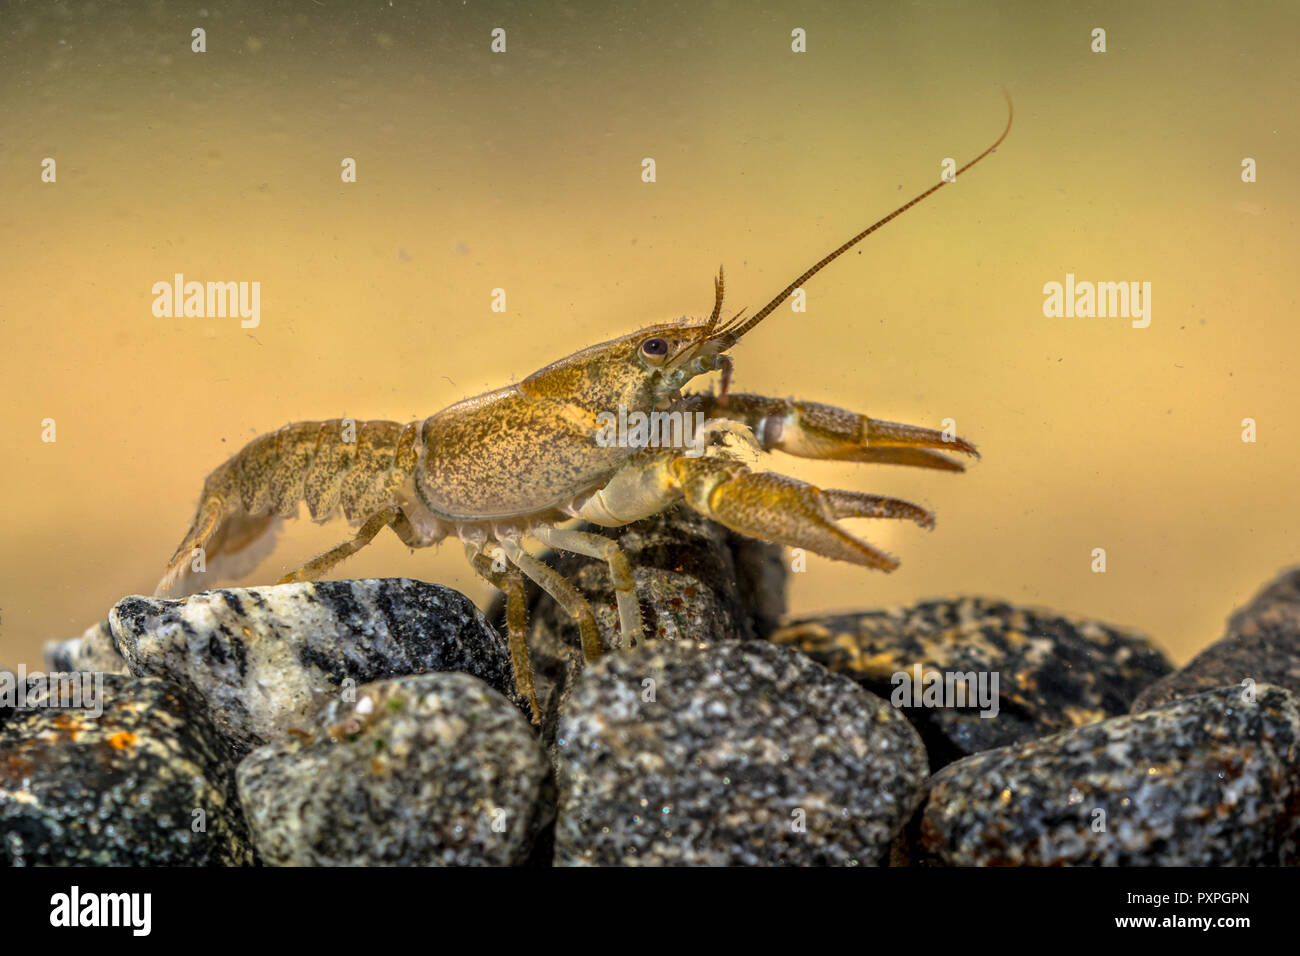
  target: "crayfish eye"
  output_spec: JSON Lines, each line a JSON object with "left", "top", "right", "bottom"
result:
{"left": 640, "top": 337, "right": 670, "bottom": 361}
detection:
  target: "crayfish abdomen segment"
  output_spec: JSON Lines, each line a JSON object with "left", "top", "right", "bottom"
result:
{"left": 295, "top": 419, "right": 418, "bottom": 522}
{"left": 156, "top": 418, "right": 419, "bottom": 597}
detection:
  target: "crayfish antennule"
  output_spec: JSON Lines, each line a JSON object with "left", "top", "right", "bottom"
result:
{"left": 707, "top": 264, "right": 726, "bottom": 331}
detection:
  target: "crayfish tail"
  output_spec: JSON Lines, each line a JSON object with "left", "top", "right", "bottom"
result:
{"left": 154, "top": 494, "right": 281, "bottom": 597}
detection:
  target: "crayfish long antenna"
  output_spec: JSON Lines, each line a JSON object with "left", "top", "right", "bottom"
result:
{"left": 726, "top": 89, "right": 1013, "bottom": 341}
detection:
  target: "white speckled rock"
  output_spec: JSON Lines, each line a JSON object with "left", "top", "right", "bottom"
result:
{"left": 110, "top": 578, "right": 525, "bottom": 756}
{"left": 554, "top": 640, "right": 928, "bottom": 866}
{"left": 236, "top": 672, "right": 553, "bottom": 866}
{"left": 43, "top": 619, "right": 129, "bottom": 675}
{"left": 917, "top": 683, "right": 1300, "bottom": 866}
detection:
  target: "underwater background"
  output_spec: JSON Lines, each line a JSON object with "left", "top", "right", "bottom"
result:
{"left": 2, "top": 0, "right": 1298, "bottom": 668}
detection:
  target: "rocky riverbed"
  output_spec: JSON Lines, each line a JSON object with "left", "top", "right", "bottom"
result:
{"left": 5, "top": 506, "right": 1299, "bottom": 866}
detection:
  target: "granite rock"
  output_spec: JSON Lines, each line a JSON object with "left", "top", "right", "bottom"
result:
{"left": 43, "top": 619, "right": 129, "bottom": 675}
{"left": 554, "top": 640, "right": 927, "bottom": 866}
{"left": 236, "top": 672, "right": 553, "bottom": 866}
{"left": 916, "top": 683, "right": 1300, "bottom": 866}
{"left": 773, "top": 597, "right": 1173, "bottom": 768}
{"left": 0, "top": 674, "right": 253, "bottom": 866}
{"left": 110, "top": 578, "right": 524, "bottom": 756}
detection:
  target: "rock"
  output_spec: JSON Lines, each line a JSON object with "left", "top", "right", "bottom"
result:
{"left": 554, "top": 640, "right": 927, "bottom": 866}
{"left": 109, "top": 578, "right": 525, "bottom": 757}
{"left": 488, "top": 506, "right": 786, "bottom": 745}
{"left": 236, "top": 673, "right": 553, "bottom": 866}
{"left": 6, "top": 621, "right": 128, "bottom": 729}
{"left": 0, "top": 674, "right": 253, "bottom": 866}
{"left": 43, "top": 619, "right": 128, "bottom": 675}
{"left": 772, "top": 597, "right": 1173, "bottom": 768}
{"left": 1133, "top": 567, "right": 1300, "bottom": 712}
{"left": 916, "top": 683, "right": 1300, "bottom": 866}
{"left": 723, "top": 528, "right": 789, "bottom": 641}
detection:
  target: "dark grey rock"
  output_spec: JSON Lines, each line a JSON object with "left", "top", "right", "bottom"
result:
{"left": 0, "top": 674, "right": 253, "bottom": 866}
{"left": 554, "top": 640, "right": 927, "bottom": 866}
{"left": 773, "top": 597, "right": 1173, "bottom": 768}
{"left": 236, "top": 672, "right": 553, "bottom": 866}
{"left": 917, "top": 683, "right": 1300, "bottom": 866}
{"left": 723, "top": 528, "right": 788, "bottom": 641}
{"left": 43, "top": 619, "right": 128, "bottom": 675}
{"left": 1133, "top": 567, "right": 1300, "bottom": 712}
{"left": 109, "top": 578, "right": 525, "bottom": 757}
{"left": 489, "top": 505, "right": 786, "bottom": 746}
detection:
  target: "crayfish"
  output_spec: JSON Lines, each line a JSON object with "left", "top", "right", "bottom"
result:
{"left": 156, "top": 95, "right": 1012, "bottom": 722}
